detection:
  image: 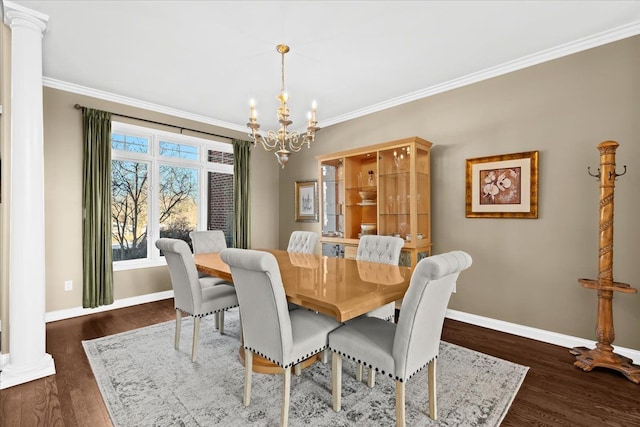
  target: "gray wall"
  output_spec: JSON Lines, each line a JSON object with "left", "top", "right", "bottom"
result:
{"left": 278, "top": 36, "right": 640, "bottom": 350}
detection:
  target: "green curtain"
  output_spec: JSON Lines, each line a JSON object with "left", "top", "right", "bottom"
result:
{"left": 81, "top": 108, "right": 114, "bottom": 308}
{"left": 232, "top": 139, "right": 251, "bottom": 249}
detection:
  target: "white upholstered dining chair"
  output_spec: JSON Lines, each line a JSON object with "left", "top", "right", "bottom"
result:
{"left": 329, "top": 250, "right": 472, "bottom": 426}
{"left": 190, "top": 230, "right": 234, "bottom": 330}
{"left": 356, "top": 235, "right": 405, "bottom": 320}
{"left": 155, "top": 238, "right": 239, "bottom": 362}
{"left": 220, "top": 248, "right": 341, "bottom": 427}
{"left": 287, "top": 230, "right": 319, "bottom": 254}
{"left": 189, "top": 230, "right": 232, "bottom": 287}
{"left": 353, "top": 234, "right": 405, "bottom": 385}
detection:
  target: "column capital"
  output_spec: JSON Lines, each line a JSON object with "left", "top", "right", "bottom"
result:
{"left": 4, "top": 1, "right": 49, "bottom": 34}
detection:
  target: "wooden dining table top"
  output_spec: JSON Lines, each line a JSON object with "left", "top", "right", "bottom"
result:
{"left": 194, "top": 249, "right": 412, "bottom": 322}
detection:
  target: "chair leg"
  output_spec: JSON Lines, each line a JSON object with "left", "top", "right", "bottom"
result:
{"left": 428, "top": 359, "right": 437, "bottom": 420}
{"left": 281, "top": 366, "right": 291, "bottom": 427}
{"left": 356, "top": 363, "right": 363, "bottom": 381}
{"left": 215, "top": 311, "right": 220, "bottom": 330}
{"left": 294, "top": 364, "right": 302, "bottom": 376}
{"left": 191, "top": 316, "right": 201, "bottom": 362}
{"left": 367, "top": 367, "right": 376, "bottom": 388}
{"left": 396, "top": 379, "right": 405, "bottom": 427}
{"left": 218, "top": 311, "right": 225, "bottom": 335}
{"left": 174, "top": 309, "right": 181, "bottom": 349}
{"left": 321, "top": 348, "right": 329, "bottom": 364}
{"left": 244, "top": 349, "right": 252, "bottom": 406}
{"left": 332, "top": 352, "right": 342, "bottom": 411}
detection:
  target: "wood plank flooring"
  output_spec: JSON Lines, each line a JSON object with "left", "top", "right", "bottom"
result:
{"left": 1, "top": 299, "right": 639, "bottom": 426}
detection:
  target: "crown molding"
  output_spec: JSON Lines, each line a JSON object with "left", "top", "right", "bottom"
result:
{"left": 42, "top": 78, "right": 248, "bottom": 134}
{"left": 43, "top": 20, "right": 640, "bottom": 131}
{"left": 321, "top": 20, "right": 640, "bottom": 128}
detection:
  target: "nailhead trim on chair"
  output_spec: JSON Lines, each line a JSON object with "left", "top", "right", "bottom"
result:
{"left": 176, "top": 303, "right": 239, "bottom": 318}
{"left": 330, "top": 349, "right": 437, "bottom": 382}
{"left": 244, "top": 344, "right": 329, "bottom": 369}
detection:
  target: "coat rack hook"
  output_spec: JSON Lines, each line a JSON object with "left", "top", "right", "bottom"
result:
{"left": 587, "top": 166, "right": 600, "bottom": 180}
{"left": 609, "top": 165, "right": 627, "bottom": 181}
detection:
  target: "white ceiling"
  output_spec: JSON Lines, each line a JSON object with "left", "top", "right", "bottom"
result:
{"left": 9, "top": 1, "right": 640, "bottom": 133}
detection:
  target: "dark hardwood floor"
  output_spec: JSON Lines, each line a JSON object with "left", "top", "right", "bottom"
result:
{"left": 1, "top": 299, "right": 639, "bottom": 426}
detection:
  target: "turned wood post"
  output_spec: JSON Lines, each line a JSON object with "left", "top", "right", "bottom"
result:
{"left": 595, "top": 141, "right": 617, "bottom": 352}
{"left": 571, "top": 140, "right": 638, "bottom": 384}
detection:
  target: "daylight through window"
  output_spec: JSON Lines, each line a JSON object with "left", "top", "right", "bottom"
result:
{"left": 111, "top": 122, "right": 233, "bottom": 270}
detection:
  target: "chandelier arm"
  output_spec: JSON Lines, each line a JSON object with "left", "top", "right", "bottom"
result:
{"left": 251, "top": 129, "right": 279, "bottom": 151}
{"left": 265, "top": 130, "right": 282, "bottom": 150}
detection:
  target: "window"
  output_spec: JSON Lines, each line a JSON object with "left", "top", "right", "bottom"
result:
{"left": 111, "top": 122, "right": 233, "bottom": 270}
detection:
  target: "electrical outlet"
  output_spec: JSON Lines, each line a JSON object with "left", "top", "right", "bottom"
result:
{"left": 64, "top": 280, "right": 73, "bottom": 291}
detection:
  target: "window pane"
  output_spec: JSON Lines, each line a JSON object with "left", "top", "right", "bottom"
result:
{"left": 207, "top": 171, "right": 234, "bottom": 247}
{"left": 159, "top": 141, "right": 199, "bottom": 160}
{"left": 159, "top": 165, "right": 198, "bottom": 246}
{"left": 208, "top": 149, "right": 233, "bottom": 165}
{"left": 112, "top": 160, "right": 149, "bottom": 261}
{"left": 112, "top": 133, "right": 149, "bottom": 153}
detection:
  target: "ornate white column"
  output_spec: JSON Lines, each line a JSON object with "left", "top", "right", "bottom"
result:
{"left": 0, "top": 2, "right": 54, "bottom": 389}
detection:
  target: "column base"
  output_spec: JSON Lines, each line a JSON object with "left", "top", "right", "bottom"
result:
{"left": 0, "top": 353, "right": 56, "bottom": 389}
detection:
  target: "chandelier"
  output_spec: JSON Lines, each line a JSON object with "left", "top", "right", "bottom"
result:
{"left": 247, "top": 44, "right": 320, "bottom": 168}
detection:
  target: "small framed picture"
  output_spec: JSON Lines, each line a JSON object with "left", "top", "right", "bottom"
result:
{"left": 465, "top": 151, "right": 539, "bottom": 218}
{"left": 294, "top": 180, "right": 319, "bottom": 222}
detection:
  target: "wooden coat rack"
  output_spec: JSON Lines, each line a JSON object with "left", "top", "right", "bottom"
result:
{"left": 570, "top": 140, "right": 639, "bottom": 384}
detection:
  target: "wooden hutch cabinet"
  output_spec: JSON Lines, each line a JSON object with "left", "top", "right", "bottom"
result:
{"left": 317, "top": 136, "right": 432, "bottom": 268}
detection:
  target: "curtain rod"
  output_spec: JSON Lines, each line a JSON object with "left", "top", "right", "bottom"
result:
{"left": 73, "top": 104, "right": 234, "bottom": 141}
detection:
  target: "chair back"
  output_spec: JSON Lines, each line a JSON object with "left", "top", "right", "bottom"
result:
{"left": 393, "top": 251, "right": 472, "bottom": 379}
{"left": 190, "top": 230, "right": 227, "bottom": 254}
{"left": 356, "top": 235, "right": 405, "bottom": 265}
{"left": 220, "top": 248, "right": 293, "bottom": 366}
{"left": 155, "top": 238, "right": 202, "bottom": 314}
{"left": 287, "top": 231, "right": 319, "bottom": 254}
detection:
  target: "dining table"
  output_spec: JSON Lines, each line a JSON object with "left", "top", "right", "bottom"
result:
{"left": 194, "top": 248, "right": 412, "bottom": 373}
{"left": 194, "top": 249, "right": 412, "bottom": 322}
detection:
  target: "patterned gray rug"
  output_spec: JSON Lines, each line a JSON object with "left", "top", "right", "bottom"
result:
{"left": 83, "top": 308, "right": 528, "bottom": 426}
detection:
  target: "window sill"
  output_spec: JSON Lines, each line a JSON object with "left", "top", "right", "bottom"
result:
{"left": 113, "top": 258, "right": 167, "bottom": 272}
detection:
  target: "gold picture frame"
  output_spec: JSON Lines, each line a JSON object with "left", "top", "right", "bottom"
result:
{"left": 465, "top": 151, "right": 539, "bottom": 218}
{"left": 294, "top": 180, "right": 319, "bottom": 222}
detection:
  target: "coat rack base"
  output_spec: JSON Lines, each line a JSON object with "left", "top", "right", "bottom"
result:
{"left": 570, "top": 346, "right": 640, "bottom": 384}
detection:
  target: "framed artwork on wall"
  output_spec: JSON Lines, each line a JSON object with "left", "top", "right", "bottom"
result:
{"left": 465, "top": 151, "right": 539, "bottom": 218}
{"left": 294, "top": 180, "right": 319, "bottom": 222}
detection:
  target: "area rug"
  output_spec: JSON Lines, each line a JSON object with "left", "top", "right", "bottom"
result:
{"left": 83, "top": 308, "right": 528, "bottom": 426}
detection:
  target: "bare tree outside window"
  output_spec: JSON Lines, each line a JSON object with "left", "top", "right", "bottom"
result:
{"left": 110, "top": 125, "right": 233, "bottom": 265}
{"left": 112, "top": 160, "right": 148, "bottom": 261}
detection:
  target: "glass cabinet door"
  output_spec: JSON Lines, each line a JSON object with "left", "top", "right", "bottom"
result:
{"left": 415, "top": 146, "right": 430, "bottom": 243}
{"left": 320, "top": 159, "right": 344, "bottom": 237}
{"left": 378, "top": 145, "right": 411, "bottom": 240}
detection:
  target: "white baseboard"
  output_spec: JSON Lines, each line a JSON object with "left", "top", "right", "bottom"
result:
{"left": 40, "top": 293, "right": 639, "bottom": 364}
{"left": 446, "top": 308, "right": 640, "bottom": 364}
{"left": 45, "top": 290, "right": 174, "bottom": 323}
